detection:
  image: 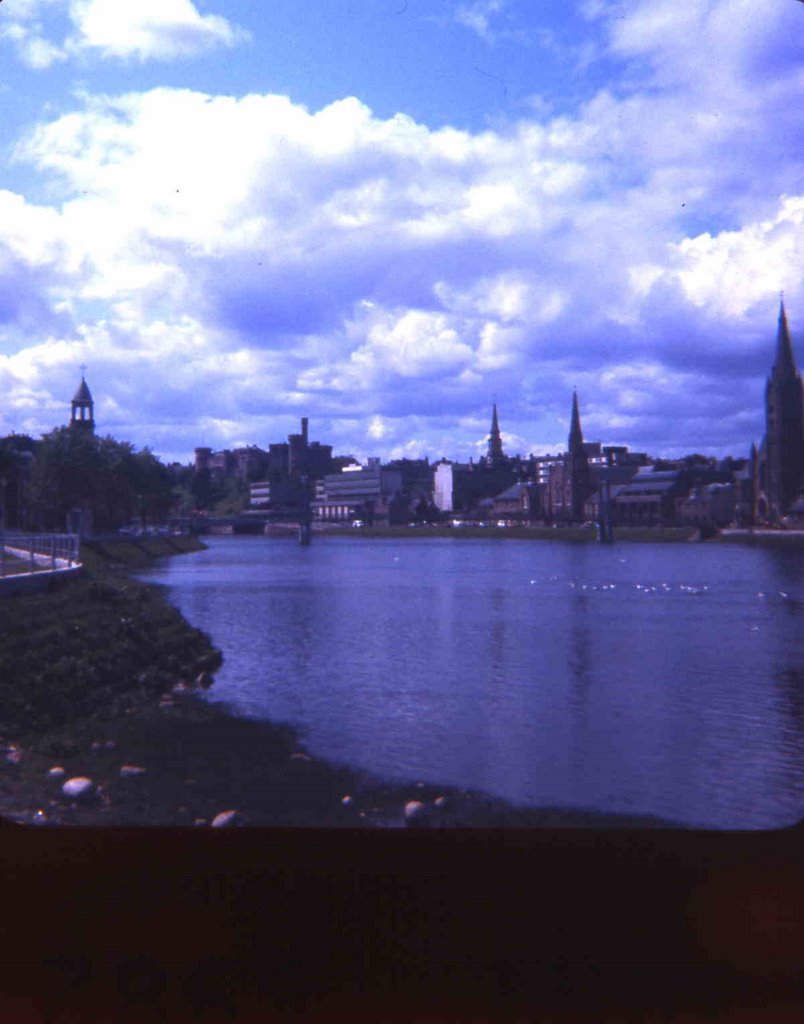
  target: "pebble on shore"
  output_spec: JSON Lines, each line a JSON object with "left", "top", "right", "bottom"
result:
{"left": 404, "top": 800, "right": 429, "bottom": 824}
{"left": 211, "top": 810, "right": 239, "bottom": 828}
{"left": 47, "top": 766, "right": 66, "bottom": 778}
{"left": 119, "top": 765, "right": 146, "bottom": 778}
{"left": 62, "top": 777, "right": 94, "bottom": 800}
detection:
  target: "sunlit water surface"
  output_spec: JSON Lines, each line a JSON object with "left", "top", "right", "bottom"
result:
{"left": 140, "top": 536, "right": 804, "bottom": 828}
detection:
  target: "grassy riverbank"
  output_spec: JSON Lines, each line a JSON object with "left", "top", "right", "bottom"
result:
{"left": 1, "top": 536, "right": 679, "bottom": 828}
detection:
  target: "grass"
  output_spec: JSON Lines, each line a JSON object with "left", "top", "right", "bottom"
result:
{"left": 0, "top": 559, "right": 218, "bottom": 742}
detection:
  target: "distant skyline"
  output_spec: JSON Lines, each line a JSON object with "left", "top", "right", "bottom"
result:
{"left": 1, "top": 1, "right": 802, "bottom": 464}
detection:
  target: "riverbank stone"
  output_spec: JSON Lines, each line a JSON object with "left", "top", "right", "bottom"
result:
{"left": 404, "top": 800, "right": 430, "bottom": 826}
{"left": 61, "top": 777, "right": 94, "bottom": 800}
{"left": 195, "top": 671, "right": 214, "bottom": 690}
{"left": 211, "top": 810, "right": 239, "bottom": 828}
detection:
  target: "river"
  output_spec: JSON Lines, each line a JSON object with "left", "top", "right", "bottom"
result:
{"left": 140, "top": 535, "right": 803, "bottom": 828}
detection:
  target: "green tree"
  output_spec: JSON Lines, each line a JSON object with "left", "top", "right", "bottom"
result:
{"left": 29, "top": 429, "right": 174, "bottom": 532}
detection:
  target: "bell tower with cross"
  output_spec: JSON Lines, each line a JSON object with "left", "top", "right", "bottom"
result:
{"left": 70, "top": 366, "right": 95, "bottom": 433}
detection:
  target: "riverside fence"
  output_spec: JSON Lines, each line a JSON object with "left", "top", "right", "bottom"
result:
{"left": 0, "top": 534, "right": 81, "bottom": 579}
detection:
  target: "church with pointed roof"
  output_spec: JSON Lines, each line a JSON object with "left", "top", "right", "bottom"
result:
{"left": 546, "top": 390, "right": 594, "bottom": 522}
{"left": 755, "top": 301, "right": 803, "bottom": 522}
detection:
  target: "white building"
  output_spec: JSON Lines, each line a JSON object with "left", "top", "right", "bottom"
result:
{"left": 433, "top": 461, "right": 454, "bottom": 512}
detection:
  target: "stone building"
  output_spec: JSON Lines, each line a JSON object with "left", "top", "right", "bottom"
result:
{"left": 491, "top": 481, "right": 541, "bottom": 522}
{"left": 676, "top": 482, "right": 736, "bottom": 528}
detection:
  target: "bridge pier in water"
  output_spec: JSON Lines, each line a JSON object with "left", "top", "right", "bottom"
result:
{"left": 598, "top": 477, "right": 614, "bottom": 544}
{"left": 299, "top": 476, "right": 312, "bottom": 546}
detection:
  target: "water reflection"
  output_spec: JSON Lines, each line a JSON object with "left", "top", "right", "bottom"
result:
{"left": 567, "top": 589, "right": 591, "bottom": 802}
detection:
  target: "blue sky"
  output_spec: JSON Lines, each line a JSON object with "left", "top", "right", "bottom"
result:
{"left": 1, "top": 0, "right": 803, "bottom": 464}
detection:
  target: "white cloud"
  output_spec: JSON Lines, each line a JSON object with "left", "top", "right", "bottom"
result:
{"left": 0, "top": 0, "right": 67, "bottom": 68}
{"left": 455, "top": 1, "right": 507, "bottom": 41}
{"left": 67, "top": 0, "right": 247, "bottom": 61}
{"left": 367, "top": 415, "right": 391, "bottom": 440}
{"left": 0, "top": 0, "right": 246, "bottom": 67}
{"left": 661, "top": 196, "right": 804, "bottom": 318}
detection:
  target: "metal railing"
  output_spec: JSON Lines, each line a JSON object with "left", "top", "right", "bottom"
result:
{"left": 0, "top": 533, "right": 81, "bottom": 578}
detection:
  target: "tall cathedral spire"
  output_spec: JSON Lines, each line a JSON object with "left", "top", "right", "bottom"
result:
{"left": 487, "top": 403, "right": 504, "bottom": 464}
{"left": 773, "top": 298, "right": 798, "bottom": 378}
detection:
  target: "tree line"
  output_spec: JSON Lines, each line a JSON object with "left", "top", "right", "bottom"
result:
{"left": 0, "top": 428, "right": 174, "bottom": 532}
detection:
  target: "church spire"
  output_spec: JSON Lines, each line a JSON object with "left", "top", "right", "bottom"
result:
{"left": 568, "top": 388, "right": 584, "bottom": 452}
{"left": 774, "top": 298, "right": 798, "bottom": 378}
{"left": 487, "top": 403, "right": 504, "bottom": 464}
{"left": 566, "top": 389, "right": 590, "bottom": 522}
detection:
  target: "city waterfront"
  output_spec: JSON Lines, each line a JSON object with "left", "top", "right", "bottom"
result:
{"left": 141, "top": 535, "right": 803, "bottom": 829}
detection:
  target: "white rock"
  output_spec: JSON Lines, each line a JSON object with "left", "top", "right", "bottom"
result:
{"left": 341, "top": 795, "right": 353, "bottom": 806}
{"left": 404, "top": 800, "right": 428, "bottom": 821}
{"left": 119, "top": 765, "right": 146, "bottom": 778}
{"left": 195, "top": 671, "right": 214, "bottom": 690}
{"left": 211, "top": 810, "right": 238, "bottom": 828}
{"left": 47, "top": 766, "right": 66, "bottom": 778}
{"left": 291, "top": 752, "right": 311, "bottom": 762}
{"left": 434, "top": 796, "right": 447, "bottom": 809}
{"left": 62, "top": 777, "right": 94, "bottom": 800}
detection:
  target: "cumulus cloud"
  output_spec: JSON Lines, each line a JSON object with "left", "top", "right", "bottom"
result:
{"left": 67, "top": 0, "right": 246, "bottom": 61}
{"left": 0, "top": 0, "right": 246, "bottom": 67}
{"left": 2, "top": 0, "right": 804, "bottom": 460}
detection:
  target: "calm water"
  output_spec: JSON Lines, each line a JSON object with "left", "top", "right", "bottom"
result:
{"left": 141, "top": 536, "right": 804, "bottom": 828}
